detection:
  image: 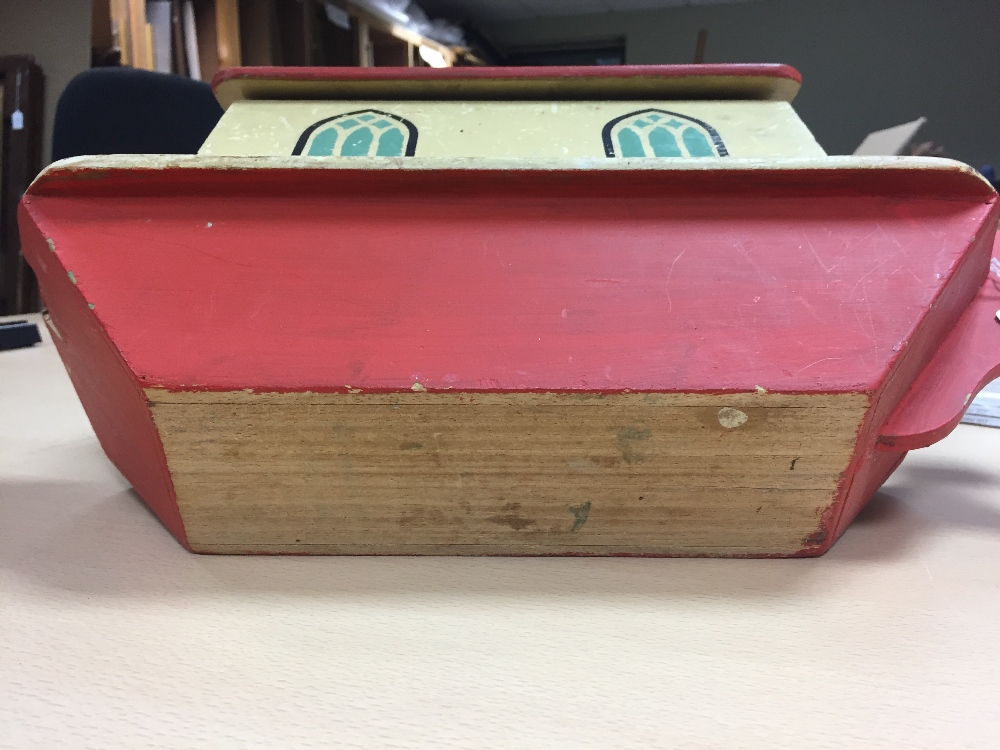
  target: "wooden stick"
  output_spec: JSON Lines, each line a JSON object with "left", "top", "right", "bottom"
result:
{"left": 694, "top": 28, "right": 707, "bottom": 64}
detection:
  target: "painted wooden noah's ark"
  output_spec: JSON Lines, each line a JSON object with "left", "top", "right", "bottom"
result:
{"left": 19, "top": 64, "right": 1000, "bottom": 557}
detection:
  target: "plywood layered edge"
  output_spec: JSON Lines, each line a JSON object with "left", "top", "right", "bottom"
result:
{"left": 211, "top": 64, "right": 804, "bottom": 109}
{"left": 146, "top": 389, "right": 869, "bottom": 556}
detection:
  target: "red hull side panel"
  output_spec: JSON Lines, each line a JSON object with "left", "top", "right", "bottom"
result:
{"left": 23, "top": 164, "right": 997, "bottom": 397}
{"left": 878, "top": 236, "right": 1000, "bottom": 451}
{"left": 18, "top": 205, "right": 188, "bottom": 547}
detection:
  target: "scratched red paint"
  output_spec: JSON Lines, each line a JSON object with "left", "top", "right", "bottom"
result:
{"left": 22, "top": 166, "right": 997, "bottom": 396}
{"left": 878, "top": 234, "right": 1000, "bottom": 450}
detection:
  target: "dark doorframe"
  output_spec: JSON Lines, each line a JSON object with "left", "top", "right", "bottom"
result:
{"left": 0, "top": 55, "right": 44, "bottom": 315}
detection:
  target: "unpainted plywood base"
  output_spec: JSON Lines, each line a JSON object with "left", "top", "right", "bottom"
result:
{"left": 148, "top": 391, "right": 868, "bottom": 556}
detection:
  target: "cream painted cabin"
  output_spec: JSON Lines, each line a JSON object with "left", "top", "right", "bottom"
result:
{"left": 201, "top": 99, "right": 824, "bottom": 159}
{"left": 202, "top": 67, "right": 824, "bottom": 159}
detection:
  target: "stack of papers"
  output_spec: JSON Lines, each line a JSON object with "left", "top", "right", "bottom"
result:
{"left": 853, "top": 118, "right": 927, "bottom": 156}
{"left": 963, "top": 378, "right": 1000, "bottom": 428}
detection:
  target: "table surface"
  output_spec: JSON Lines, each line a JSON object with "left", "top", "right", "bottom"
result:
{"left": 3, "top": 314, "right": 1000, "bottom": 749}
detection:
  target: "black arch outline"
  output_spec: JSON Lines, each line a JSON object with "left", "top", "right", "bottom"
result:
{"left": 292, "top": 109, "right": 418, "bottom": 156}
{"left": 601, "top": 109, "right": 729, "bottom": 158}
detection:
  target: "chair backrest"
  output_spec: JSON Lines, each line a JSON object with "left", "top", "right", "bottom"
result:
{"left": 52, "top": 67, "right": 223, "bottom": 162}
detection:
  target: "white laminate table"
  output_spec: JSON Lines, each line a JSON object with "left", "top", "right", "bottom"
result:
{"left": 2, "top": 314, "right": 999, "bottom": 749}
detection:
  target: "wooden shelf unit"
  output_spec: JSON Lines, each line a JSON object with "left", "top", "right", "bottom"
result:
{"left": 92, "top": 0, "right": 480, "bottom": 80}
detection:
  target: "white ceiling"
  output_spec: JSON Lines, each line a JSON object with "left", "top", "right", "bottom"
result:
{"left": 419, "top": 0, "right": 755, "bottom": 23}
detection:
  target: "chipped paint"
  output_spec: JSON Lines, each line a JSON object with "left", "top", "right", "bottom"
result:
{"left": 29, "top": 153, "right": 988, "bottom": 186}
{"left": 41, "top": 310, "right": 63, "bottom": 341}
{"left": 617, "top": 426, "right": 651, "bottom": 464}
{"left": 46, "top": 238, "right": 55, "bottom": 252}
{"left": 488, "top": 501, "right": 536, "bottom": 531}
{"left": 718, "top": 407, "right": 748, "bottom": 429}
{"left": 569, "top": 500, "right": 592, "bottom": 531}
{"left": 66, "top": 270, "right": 77, "bottom": 284}
{"left": 411, "top": 382, "right": 426, "bottom": 392}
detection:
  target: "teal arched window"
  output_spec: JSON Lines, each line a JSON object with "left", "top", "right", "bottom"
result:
{"left": 602, "top": 109, "right": 728, "bottom": 158}
{"left": 293, "top": 110, "right": 417, "bottom": 157}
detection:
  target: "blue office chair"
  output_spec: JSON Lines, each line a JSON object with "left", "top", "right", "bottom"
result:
{"left": 52, "top": 67, "right": 223, "bottom": 161}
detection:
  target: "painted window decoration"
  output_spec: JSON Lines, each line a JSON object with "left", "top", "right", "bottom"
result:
{"left": 293, "top": 110, "right": 417, "bottom": 157}
{"left": 602, "top": 109, "right": 728, "bottom": 158}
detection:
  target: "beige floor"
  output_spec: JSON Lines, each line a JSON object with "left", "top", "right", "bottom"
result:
{"left": 3, "top": 313, "right": 1000, "bottom": 749}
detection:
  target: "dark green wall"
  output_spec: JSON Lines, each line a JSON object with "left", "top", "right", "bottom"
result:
{"left": 488, "top": 0, "right": 1000, "bottom": 167}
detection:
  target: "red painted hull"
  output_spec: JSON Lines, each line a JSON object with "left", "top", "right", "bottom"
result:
{"left": 19, "top": 158, "right": 1000, "bottom": 555}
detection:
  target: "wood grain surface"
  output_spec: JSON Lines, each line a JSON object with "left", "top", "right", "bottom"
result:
{"left": 148, "top": 390, "right": 865, "bottom": 554}
{"left": 211, "top": 63, "right": 804, "bottom": 109}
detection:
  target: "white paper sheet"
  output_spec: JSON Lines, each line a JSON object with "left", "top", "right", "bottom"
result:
{"left": 853, "top": 117, "right": 927, "bottom": 156}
